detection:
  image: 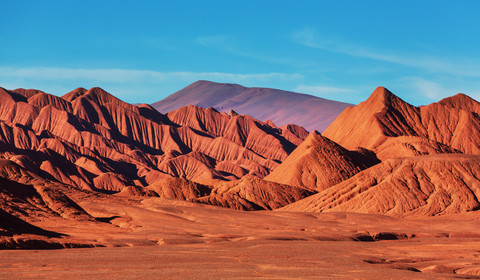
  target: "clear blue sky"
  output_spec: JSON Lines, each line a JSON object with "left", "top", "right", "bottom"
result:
{"left": 1, "top": 0, "right": 480, "bottom": 105}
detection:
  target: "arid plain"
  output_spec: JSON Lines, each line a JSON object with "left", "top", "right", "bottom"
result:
{"left": 3, "top": 192, "right": 480, "bottom": 279}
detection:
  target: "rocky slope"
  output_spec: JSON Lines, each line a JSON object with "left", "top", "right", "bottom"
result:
{"left": 281, "top": 154, "right": 480, "bottom": 217}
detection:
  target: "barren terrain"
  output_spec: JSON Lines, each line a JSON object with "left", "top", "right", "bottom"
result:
{"left": 2, "top": 84, "right": 480, "bottom": 279}
{"left": 2, "top": 191, "right": 480, "bottom": 279}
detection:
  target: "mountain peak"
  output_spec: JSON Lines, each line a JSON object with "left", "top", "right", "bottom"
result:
{"left": 186, "top": 80, "right": 246, "bottom": 92}
{"left": 228, "top": 109, "right": 239, "bottom": 117}
{"left": 83, "top": 87, "right": 122, "bottom": 105}
{"left": 366, "top": 86, "right": 397, "bottom": 105}
{"left": 323, "top": 86, "right": 420, "bottom": 151}
{"left": 85, "top": 87, "right": 109, "bottom": 96}
{"left": 62, "top": 87, "right": 88, "bottom": 102}
{"left": 438, "top": 93, "right": 479, "bottom": 109}
{"left": 11, "top": 88, "right": 45, "bottom": 99}
{"left": 265, "top": 128, "right": 369, "bottom": 191}
{"left": 192, "top": 80, "right": 244, "bottom": 87}
{"left": 308, "top": 130, "right": 321, "bottom": 137}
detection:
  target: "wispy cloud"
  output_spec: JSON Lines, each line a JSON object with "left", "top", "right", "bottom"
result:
{"left": 0, "top": 67, "right": 303, "bottom": 84}
{"left": 400, "top": 77, "right": 446, "bottom": 101}
{"left": 0, "top": 67, "right": 304, "bottom": 102}
{"left": 197, "top": 35, "right": 308, "bottom": 67}
{"left": 397, "top": 76, "right": 480, "bottom": 103}
{"left": 292, "top": 27, "right": 480, "bottom": 77}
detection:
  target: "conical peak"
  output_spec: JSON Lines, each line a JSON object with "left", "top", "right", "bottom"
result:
{"left": 206, "top": 107, "right": 220, "bottom": 113}
{"left": 302, "top": 130, "right": 329, "bottom": 146}
{"left": 367, "top": 86, "right": 394, "bottom": 102}
{"left": 264, "top": 120, "right": 276, "bottom": 128}
{"left": 83, "top": 87, "right": 121, "bottom": 105}
{"left": 228, "top": 109, "right": 239, "bottom": 117}
{"left": 363, "top": 86, "right": 409, "bottom": 110}
{"left": 308, "top": 130, "right": 321, "bottom": 137}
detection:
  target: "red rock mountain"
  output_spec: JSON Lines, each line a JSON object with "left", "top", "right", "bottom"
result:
{"left": 279, "top": 87, "right": 480, "bottom": 217}
{"left": 323, "top": 87, "right": 480, "bottom": 159}
{"left": 281, "top": 154, "right": 480, "bottom": 217}
{"left": 0, "top": 86, "right": 310, "bottom": 211}
{"left": 151, "top": 80, "right": 353, "bottom": 132}
{"left": 3, "top": 83, "right": 480, "bottom": 220}
{"left": 264, "top": 131, "right": 379, "bottom": 191}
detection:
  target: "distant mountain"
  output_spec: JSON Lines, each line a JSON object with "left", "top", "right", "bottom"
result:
{"left": 151, "top": 80, "right": 353, "bottom": 132}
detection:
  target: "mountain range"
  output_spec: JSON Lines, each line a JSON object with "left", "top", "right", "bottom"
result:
{"left": 2, "top": 82, "right": 480, "bottom": 256}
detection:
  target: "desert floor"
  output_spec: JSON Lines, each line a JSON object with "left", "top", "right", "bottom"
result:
{"left": 2, "top": 192, "right": 480, "bottom": 279}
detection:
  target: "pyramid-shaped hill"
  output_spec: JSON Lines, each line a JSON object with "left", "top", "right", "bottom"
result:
{"left": 152, "top": 80, "right": 353, "bottom": 132}
{"left": 280, "top": 154, "right": 480, "bottom": 217}
{"left": 0, "top": 85, "right": 313, "bottom": 211}
{"left": 323, "top": 87, "right": 480, "bottom": 158}
{"left": 264, "top": 131, "right": 379, "bottom": 191}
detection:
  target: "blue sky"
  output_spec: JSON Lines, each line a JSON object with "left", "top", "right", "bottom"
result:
{"left": 1, "top": 0, "right": 480, "bottom": 105}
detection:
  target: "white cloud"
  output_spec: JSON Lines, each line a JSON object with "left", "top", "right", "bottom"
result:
{"left": 0, "top": 67, "right": 303, "bottom": 84}
{"left": 292, "top": 27, "right": 480, "bottom": 78}
{"left": 0, "top": 67, "right": 304, "bottom": 102}
{"left": 397, "top": 76, "right": 480, "bottom": 103}
{"left": 401, "top": 77, "right": 446, "bottom": 100}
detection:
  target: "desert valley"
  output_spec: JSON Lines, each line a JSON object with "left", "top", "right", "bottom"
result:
{"left": 1, "top": 81, "right": 480, "bottom": 279}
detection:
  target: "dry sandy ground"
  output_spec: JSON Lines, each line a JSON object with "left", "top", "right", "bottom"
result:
{"left": 2, "top": 192, "right": 480, "bottom": 279}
